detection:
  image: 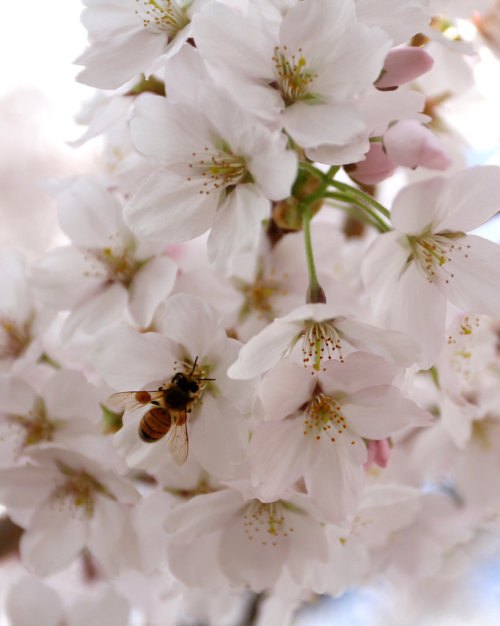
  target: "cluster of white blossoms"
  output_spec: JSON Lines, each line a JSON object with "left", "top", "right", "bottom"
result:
{"left": 3, "top": 0, "right": 500, "bottom": 624}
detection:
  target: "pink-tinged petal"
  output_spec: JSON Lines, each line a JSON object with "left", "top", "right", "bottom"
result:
{"left": 384, "top": 121, "right": 451, "bottom": 171}
{"left": 227, "top": 320, "right": 301, "bottom": 380}
{"left": 282, "top": 101, "right": 365, "bottom": 148}
{"left": 61, "top": 282, "right": 128, "bottom": 340}
{"left": 210, "top": 338, "right": 256, "bottom": 413}
{"left": 249, "top": 418, "right": 312, "bottom": 502}
{"left": 362, "top": 230, "right": 412, "bottom": 316}
{"left": 0, "top": 374, "right": 35, "bottom": 414}
{"left": 218, "top": 510, "right": 287, "bottom": 591}
{"left": 86, "top": 495, "right": 126, "bottom": 574}
{"left": 245, "top": 130, "right": 297, "bottom": 201}
{"left": 44, "top": 370, "right": 100, "bottom": 422}
{"left": 445, "top": 234, "right": 500, "bottom": 317}
{"left": 280, "top": 0, "right": 353, "bottom": 54}
{"left": 94, "top": 325, "right": 174, "bottom": 389}
{"left": 128, "top": 256, "right": 177, "bottom": 327}
{"left": 319, "top": 352, "right": 397, "bottom": 394}
{"left": 131, "top": 96, "right": 211, "bottom": 163}
{"left": 434, "top": 166, "right": 500, "bottom": 233}
{"left": 344, "top": 385, "right": 432, "bottom": 439}
{"left": 76, "top": 28, "right": 165, "bottom": 90}
{"left": 192, "top": 3, "right": 273, "bottom": 81}
{"left": 346, "top": 143, "right": 396, "bottom": 185}
{"left": 356, "top": 0, "right": 431, "bottom": 45}
{"left": 71, "top": 589, "right": 130, "bottom": 626}
{"left": 394, "top": 262, "right": 447, "bottom": 368}
{"left": 259, "top": 362, "right": 316, "bottom": 422}
{"left": 362, "top": 88, "right": 429, "bottom": 137}
{"left": 167, "top": 532, "right": 227, "bottom": 588}
{"left": 335, "top": 317, "right": 417, "bottom": 367}
{"left": 286, "top": 506, "right": 329, "bottom": 582}
{"left": 376, "top": 47, "right": 434, "bottom": 90}
{"left": 189, "top": 396, "right": 248, "bottom": 478}
{"left": 6, "top": 577, "right": 64, "bottom": 626}
{"left": 207, "top": 184, "right": 269, "bottom": 275}
{"left": 390, "top": 176, "right": 448, "bottom": 235}
{"left": 124, "top": 169, "right": 217, "bottom": 243}
{"left": 159, "top": 293, "right": 226, "bottom": 359}
{"left": 20, "top": 499, "right": 88, "bottom": 576}
{"left": 30, "top": 246, "right": 102, "bottom": 310}
{"left": 364, "top": 438, "right": 391, "bottom": 469}
{"left": 57, "top": 178, "right": 129, "bottom": 248}
{"left": 305, "top": 438, "right": 366, "bottom": 522}
{"left": 0, "top": 466, "right": 52, "bottom": 527}
{"left": 165, "top": 489, "right": 244, "bottom": 543}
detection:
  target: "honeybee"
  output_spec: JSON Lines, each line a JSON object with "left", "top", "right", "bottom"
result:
{"left": 107, "top": 359, "right": 212, "bottom": 465}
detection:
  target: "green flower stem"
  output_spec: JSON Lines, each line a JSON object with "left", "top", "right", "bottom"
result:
{"left": 301, "top": 208, "right": 326, "bottom": 303}
{"left": 324, "top": 200, "right": 387, "bottom": 232}
{"left": 328, "top": 179, "right": 391, "bottom": 219}
{"left": 323, "top": 192, "right": 391, "bottom": 232}
{"left": 298, "top": 162, "right": 340, "bottom": 183}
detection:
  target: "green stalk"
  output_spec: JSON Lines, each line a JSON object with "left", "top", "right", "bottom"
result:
{"left": 324, "top": 200, "right": 386, "bottom": 232}
{"left": 328, "top": 180, "right": 391, "bottom": 219}
{"left": 301, "top": 208, "right": 325, "bottom": 303}
{"left": 323, "top": 192, "right": 391, "bottom": 232}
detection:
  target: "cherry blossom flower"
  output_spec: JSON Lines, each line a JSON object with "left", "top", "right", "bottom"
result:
{"left": 0, "top": 369, "right": 103, "bottom": 466}
{"left": 193, "top": 0, "right": 391, "bottom": 156}
{"left": 125, "top": 83, "right": 297, "bottom": 275}
{"left": 76, "top": 0, "right": 211, "bottom": 89}
{"left": 0, "top": 445, "right": 140, "bottom": 576}
{"left": 30, "top": 178, "right": 177, "bottom": 338}
{"left": 228, "top": 302, "right": 417, "bottom": 380}
{"left": 248, "top": 353, "right": 431, "bottom": 520}
{"left": 165, "top": 486, "right": 330, "bottom": 592}
{"left": 363, "top": 166, "right": 500, "bottom": 367}
{"left": 95, "top": 294, "right": 251, "bottom": 476}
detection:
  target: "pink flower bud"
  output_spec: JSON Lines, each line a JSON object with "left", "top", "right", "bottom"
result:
{"left": 364, "top": 439, "right": 391, "bottom": 470}
{"left": 346, "top": 143, "right": 397, "bottom": 185}
{"left": 384, "top": 120, "right": 452, "bottom": 170}
{"left": 376, "top": 47, "right": 434, "bottom": 91}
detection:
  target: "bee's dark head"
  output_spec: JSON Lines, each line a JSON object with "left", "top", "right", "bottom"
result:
{"left": 171, "top": 372, "right": 199, "bottom": 393}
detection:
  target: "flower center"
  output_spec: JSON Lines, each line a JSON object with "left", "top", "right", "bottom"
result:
{"left": 187, "top": 147, "right": 249, "bottom": 196}
{"left": 85, "top": 242, "right": 144, "bottom": 288}
{"left": 243, "top": 500, "right": 294, "bottom": 546}
{"left": 0, "top": 316, "right": 31, "bottom": 360}
{"left": 53, "top": 469, "right": 99, "bottom": 518}
{"left": 134, "top": 0, "right": 190, "bottom": 38}
{"left": 8, "top": 398, "right": 55, "bottom": 448}
{"left": 408, "top": 232, "right": 470, "bottom": 285}
{"left": 301, "top": 320, "right": 344, "bottom": 371}
{"left": 305, "top": 393, "right": 353, "bottom": 445}
{"left": 271, "top": 46, "right": 317, "bottom": 106}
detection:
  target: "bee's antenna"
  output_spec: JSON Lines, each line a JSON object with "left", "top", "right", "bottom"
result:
{"left": 189, "top": 356, "right": 199, "bottom": 376}
{"left": 189, "top": 356, "right": 215, "bottom": 381}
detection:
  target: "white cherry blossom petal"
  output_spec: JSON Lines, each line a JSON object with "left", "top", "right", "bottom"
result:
{"left": 61, "top": 282, "right": 128, "bottom": 340}
{"left": 124, "top": 169, "right": 217, "bottom": 243}
{"left": 435, "top": 166, "right": 500, "bottom": 233}
{"left": 20, "top": 498, "right": 88, "bottom": 576}
{"left": 249, "top": 418, "right": 312, "bottom": 501}
{"left": 188, "top": 395, "right": 249, "bottom": 478}
{"left": 6, "top": 577, "right": 64, "bottom": 626}
{"left": 128, "top": 255, "right": 177, "bottom": 327}
{"left": 94, "top": 325, "right": 175, "bottom": 389}
{"left": 390, "top": 176, "right": 448, "bottom": 235}
{"left": 343, "top": 385, "right": 432, "bottom": 439}
{"left": 207, "top": 184, "right": 269, "bottom": 276}
{"left": 444, "top": 234, "right": 500, "bottom": 317}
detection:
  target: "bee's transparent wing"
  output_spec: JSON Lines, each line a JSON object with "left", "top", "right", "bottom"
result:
{"left": 107, "top": 390, "right": 163, "bottom": 413}
{"left": 166, "top": 411, "right": 189, "bottom": 465}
